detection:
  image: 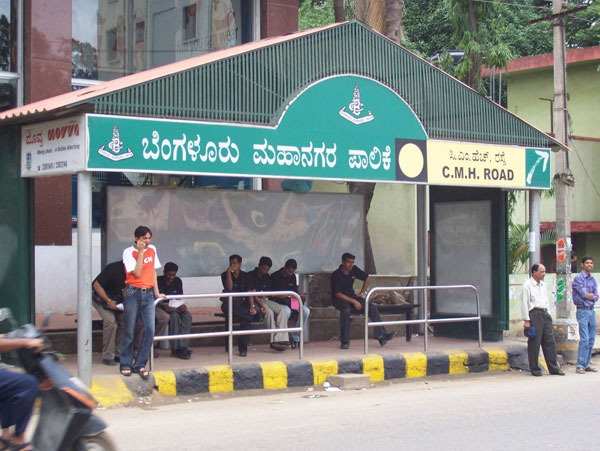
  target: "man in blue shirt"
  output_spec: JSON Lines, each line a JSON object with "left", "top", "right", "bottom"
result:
{"left": 572, "top": 256, "right": 598, "bottom": 374}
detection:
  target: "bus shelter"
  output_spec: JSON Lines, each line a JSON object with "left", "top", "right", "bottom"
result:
{"left": 0, "top": 21, "right": 566, "bottom": 385}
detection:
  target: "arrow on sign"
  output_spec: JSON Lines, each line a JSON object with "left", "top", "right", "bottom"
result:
{"left": 526, "top": 150, "right": 550, "bottom": 184}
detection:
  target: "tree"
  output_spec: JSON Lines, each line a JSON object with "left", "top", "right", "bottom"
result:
{"left": 446, "top": 0, "right": 513, "bottom": 92}
{"left": 346, "top": 0, "right": 406, "bottom": 274}
{"left": 532, "top": 0, "right": 600, "bottom": 48}
{"left": 298, "top": 0, "right": 357, "bottom": 30}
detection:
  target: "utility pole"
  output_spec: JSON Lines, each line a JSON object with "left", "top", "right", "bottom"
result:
{"left": 551, "top": 0, "right": 576, "bottom": 361}
{"left": 528, "top": 1, "right": 582, "bottom": 360}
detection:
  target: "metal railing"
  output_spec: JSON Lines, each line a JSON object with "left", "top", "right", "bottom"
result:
{"left": 148, "top": 291, "right": 304, "bottom": 369}
{"left": 364, "top": 285, "right": 482, "bottom": 354}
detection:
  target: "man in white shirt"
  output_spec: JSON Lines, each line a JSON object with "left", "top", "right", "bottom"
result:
{"left": 521, "top": 263, "right": 565, "bottom": 377}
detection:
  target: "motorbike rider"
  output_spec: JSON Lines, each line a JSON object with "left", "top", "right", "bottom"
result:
{"left": 0, "top": 335, "right": 44, "bottom": 450}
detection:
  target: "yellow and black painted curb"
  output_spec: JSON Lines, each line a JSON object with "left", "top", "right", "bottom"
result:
{"left": 90, "top": 344, "right": 527, "bottom": 407}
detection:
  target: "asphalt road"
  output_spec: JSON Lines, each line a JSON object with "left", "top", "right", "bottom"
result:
{"left": 98, "top": 361, "right": 600, "bottom": 451}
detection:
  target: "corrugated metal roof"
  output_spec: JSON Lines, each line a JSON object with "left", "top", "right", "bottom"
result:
{"left": 0, "top": 20, "right": 567, "bottom": 151}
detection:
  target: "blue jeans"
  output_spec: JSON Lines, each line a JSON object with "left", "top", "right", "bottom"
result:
{"left": 576, "top": 308, "right": 596, "bottom": 369}
{"left": 284, "top": 304, "right": 310, "bottom": 343}
{"left": 0, "top": 370, "right": 39, "bottom": 435}
{"left": 120, "top": 286, "right": 156, "bottom": 370}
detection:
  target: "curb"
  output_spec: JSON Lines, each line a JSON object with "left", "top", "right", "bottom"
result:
{"left": 90, "top": 344, "right": 528, "bottom": 408}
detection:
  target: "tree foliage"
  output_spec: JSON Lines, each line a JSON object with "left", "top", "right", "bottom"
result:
{"left": 533, "top": 0, "right": 600, "bottom": 48}
{"left": 403, "top": 0, "right": 598, "bottom": 64}
{"left": 509, "top": 223, "right": 556, "bottom": 273}
{"left": 298, "top": 0, "right": 357, "bottom": 30}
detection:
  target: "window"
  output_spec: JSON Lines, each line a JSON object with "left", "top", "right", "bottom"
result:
{"left": 135, "top": 21, "right": 145, "bottom": 44}
{"left": 0, "top": 0, "right": 19, "bottom": 111}
{"left": 183, "top": 4, "right": 197, "bottom": 41}
{"left": 107, "top": 28, "right": 119, "bottom": 62}
{"left": 0, "top": 76, "right": 16, "bottom": 111}
{"left": 0, "top": 0, "right": 16, "bottom": 72}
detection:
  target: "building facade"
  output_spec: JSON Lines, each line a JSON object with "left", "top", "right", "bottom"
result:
{"left": 504, "top": 46, "right": 600, "bottom": 271}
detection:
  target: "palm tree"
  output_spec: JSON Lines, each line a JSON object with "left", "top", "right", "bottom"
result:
{"left": 509, "top": 223, "right": 556, "bottom": 273}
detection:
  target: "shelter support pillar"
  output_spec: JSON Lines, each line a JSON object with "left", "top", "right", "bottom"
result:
{"left": 528, "top": 190, "right": 540, "bottom": 268}
{"left": 77, "top": 172, "right": 93, "bottom": 386}
{"left": 416, "top": 185, "right": 427, "bottom": 335}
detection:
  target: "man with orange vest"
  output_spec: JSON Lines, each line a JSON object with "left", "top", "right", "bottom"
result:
{"left": 119, "top": 225, "right": 163, "bottom": 379}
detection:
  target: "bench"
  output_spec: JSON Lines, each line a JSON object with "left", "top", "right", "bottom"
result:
{"left": 374, "top": 303, "right": 420, "bottom": 342}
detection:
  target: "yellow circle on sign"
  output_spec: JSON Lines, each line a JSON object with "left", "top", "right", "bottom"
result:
{"left": 398, "top": 143, "right": 424, "bottom": 178}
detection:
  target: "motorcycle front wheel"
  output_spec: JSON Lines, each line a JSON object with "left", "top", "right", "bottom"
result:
{"left": 73, "top": 431, "right": 118, "bottom": 451}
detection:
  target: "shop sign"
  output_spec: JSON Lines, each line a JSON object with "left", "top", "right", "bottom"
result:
{"left": 21, "top": 116, "right": 86, "bottom": 177}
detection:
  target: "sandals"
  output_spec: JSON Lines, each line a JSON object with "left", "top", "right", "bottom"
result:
{"left": 132, "top": 367, "right": 150, "bottom": 380}
{"left": 120, "top": 367, "right": 132, "bottom": 377}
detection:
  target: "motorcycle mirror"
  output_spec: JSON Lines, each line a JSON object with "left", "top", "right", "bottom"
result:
{"left": 0, "top": 308, "right": 13, "bottom": 322}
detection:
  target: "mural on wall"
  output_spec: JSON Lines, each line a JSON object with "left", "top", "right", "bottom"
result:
{"left": 105, "top": 186, "right": 364, "bottom": 276}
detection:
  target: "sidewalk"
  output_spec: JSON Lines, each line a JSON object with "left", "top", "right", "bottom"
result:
{"left": 71, "top": 334, "right": 531, "bottom": 408}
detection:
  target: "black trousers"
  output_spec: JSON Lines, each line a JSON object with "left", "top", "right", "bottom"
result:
{"left": 332, "top": 296, "right": 386, "bottom": 345}
{"left": 527, "top": 308, "right": 561, "bottom": 375}
{"left": 221, "top": 300, "right": 257, "bottom": 352}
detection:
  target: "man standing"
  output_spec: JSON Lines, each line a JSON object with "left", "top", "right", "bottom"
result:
{"left": 572, "top": 256, "right": 598, "bottom": 374}
{"left": 92, "top": 261, "right": 126, "bottom": 366}
{"left": 120, "top": 225, "right": 163, "bottom": 379}
{"left": 157, "top": 262, "right": 192, "bottom": 360}
{"left": 247, "top": 256, "right": 290, "bottom": 351}
{"left": 270, "top": 259, "right": 310, "bottom": 349}
{"left": 331, "top": 252, "right": 396, "bottom": 349}
{"left": 521, "top": 263, "right": 564, "bottom": 376}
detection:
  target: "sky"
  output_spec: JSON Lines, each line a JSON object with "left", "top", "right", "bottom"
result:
{"left": 0, "top": 0, "right": 9, "bottom": 20}
{"left": 72, "top": 0, "right": 98, "bottom": 45}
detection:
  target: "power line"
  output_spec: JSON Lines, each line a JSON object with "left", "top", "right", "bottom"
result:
{"left": 474, "top": 0, "right": 550, "bottom": 10}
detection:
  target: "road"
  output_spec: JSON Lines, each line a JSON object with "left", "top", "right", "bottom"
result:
{"left": 98, "top": 364, "right": 600, "bottom": 451}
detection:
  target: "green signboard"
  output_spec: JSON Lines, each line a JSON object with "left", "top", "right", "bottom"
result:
{"left": 86, "top": 75, "right": 551, "bottom": 189}
{"left": 87, "top": 75, "right": 427, "bottom": 182}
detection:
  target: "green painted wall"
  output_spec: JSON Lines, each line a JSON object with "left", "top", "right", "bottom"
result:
{"left": 506, "top": 57, "right": 600, "bottom": 263}
{"left": 0, "top": 127, "right": 34, "bottom": 325}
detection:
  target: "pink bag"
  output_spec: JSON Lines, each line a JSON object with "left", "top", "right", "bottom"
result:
{"left": 290, "top": 298, "right": 300, "bottom": 311}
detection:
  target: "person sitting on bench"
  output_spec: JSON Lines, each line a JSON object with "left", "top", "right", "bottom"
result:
{"left": 247, "top": 256, "right": 290, "bottom": 352}
{"left": 331, "top": 252, "right": 396, "bottom": 349}
{"left": 270, "top": 259, "right": 310, "bottom": 349}
{"left": 92, "top": 261, "right": 126, "bottom": 366}
{"left": 157, "top": 262, "right": 192, "bottom": 360}
{"left": 220, "top": 254, "right": 260, "bottom": 357}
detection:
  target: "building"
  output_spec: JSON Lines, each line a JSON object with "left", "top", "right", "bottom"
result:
{"left": 503, "top": 46, "right": 600, "bottom": 271}
{"left": 0, "top": 0, "right": 297, "bottom": 323}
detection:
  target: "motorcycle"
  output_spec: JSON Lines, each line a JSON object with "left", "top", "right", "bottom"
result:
{"left": 0, "top": 308, "right": 116, "bottom": 451}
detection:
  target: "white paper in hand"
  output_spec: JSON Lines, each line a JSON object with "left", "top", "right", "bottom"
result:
{"left": 169, "top": 299, "right": 185, "bottom": 308}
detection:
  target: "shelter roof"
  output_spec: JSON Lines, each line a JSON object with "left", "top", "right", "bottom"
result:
{"left": 0, "top": 20, "right": 567, "bottom": 151}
